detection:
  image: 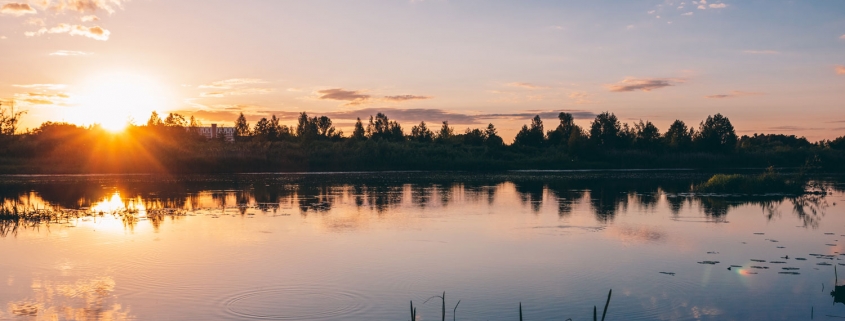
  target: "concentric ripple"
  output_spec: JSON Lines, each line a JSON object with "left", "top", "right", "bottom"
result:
{"left": 223, "top": 285, "right": 370, "bottom": 320}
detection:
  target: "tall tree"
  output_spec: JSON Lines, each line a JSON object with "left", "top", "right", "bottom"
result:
{"left": 663, "top": 120, "right": 694, "bottom": 150}
{"left": 296, "top": 112, "right": 318, "bottom": 140}
{"left": 695, "top": 113, "right": 737, "bottom": 152}
{"left": 367, "top": 113, "right": 404, "bottom": 141}
{"left": 253, "top": 117, "right": 272, "bottom": 140}
{"left": 234, "top": 112, "right": 251, "bottom": 139}
{"left": 436, "top": 121, "right": 454, "bottom": 141}
{"left": 484, "top": 123, "right": 504, "bottom": 147}
{"left": 147, "top": 111, "right": 164, "bottom": 127}
{"left": 589, "top": 112, "right": 622, "bottom": 148}
{"left": 547, "top": 112, "right": 576, "bottom": 146}
{"left": 513, "top": 115, "right": 545, "bottom": 147}
{"left": 411, "top": 121, "right": 434, "bottom": 142}
{"left": 633, "top": 120, "right": 661, "bottom": 149}
{"left": 164, "top": 113, "right": 187, "bottom": 128}
{"left": 352, "top": 117, "right": 366, "bottom": 140}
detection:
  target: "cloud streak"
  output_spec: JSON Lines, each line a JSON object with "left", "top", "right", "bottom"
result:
{"left": 505, "top": 82, "right": 547, "bottom": 90}
{"left": 49, "top": 50, "right": 93, "bottom": 56}
{"left": 607, "top": 77, "right": 682, "bottom": 92}
{"left": 13, "top": 84, "right": 68, "bottom": 90}
{"left": 705, "top": 91, "right": 763, "bottom": 99}
{"left": 25, "top": 23, "right": 110, "bottom": 40}
{"left": 383, "top": 95, "right": 432, "bottom": 102}
{"left": 180, "top": 107, "right": 597, "bottom": 126}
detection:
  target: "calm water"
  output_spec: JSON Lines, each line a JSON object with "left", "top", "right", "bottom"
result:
{"left": 1, "top": 172, "right": 844, "bottom": 320}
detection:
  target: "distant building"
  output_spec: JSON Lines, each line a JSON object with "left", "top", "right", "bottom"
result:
{"left": 192, "top": 124, "right": 235, "bottom": 142}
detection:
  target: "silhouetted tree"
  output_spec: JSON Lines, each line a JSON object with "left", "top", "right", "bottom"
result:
{"left": 189, "top": 116, "right": 201, "bottom": 128}
{"left": 147, "top": 111, "right": 164, "bottom": 127}
{"left": 296, "top": 112, "right": 318, "bottom": 140}
{"left": 164, "top": 113, "right": 187, "bottom": 128}
{"left": 316, "top": 116, "right": 337, "bottom": 138}
{"left": 589, "top": 112, "right": 622, "bottom": 148}
{"left": 513, "top": 115, "right": 545, "bottom": 147}
{"left": 484, "top": 123, "right": 504, "bottom": 147}
{"left": 253, "top": 117, "right": 273, "bottom": 140}
{"left": 352, "top": 118, "right": 366, "bottom": 141}
{"left": 547, "top": 112, "right": 576, "bottom": 146}
{"left": 695, "top": 113, "right": 737, "bottom": 152}
{"left": 0, "top": 102, "right": 25, "bottom": 135}
{"left": 234, "top": 112, "right": 251, "bottom": 139}
{"left": 411, "top": 121, "right": 434, "bottom": 142}
{"left": 436, "top": 121, "right": 454, "bottom": 142}
{"left": 633, "top": 120, "right": 660, "bottom": 150}
{"left": 367, "top": 113, "right": 404, "bottom": 141}
{"left": 828, "top": 135, "right": 845, "bottom": 151}
{"left": 462, "top": 128, "right": 486, "bottom": 146}
{"left": 663, "top": 120, "right": 694, "bottom": 150}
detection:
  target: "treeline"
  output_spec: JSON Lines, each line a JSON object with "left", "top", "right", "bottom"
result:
{"left": 1, "top": 102, "right": 844, "bottom": 173}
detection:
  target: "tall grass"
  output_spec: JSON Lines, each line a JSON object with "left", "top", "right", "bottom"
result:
{"left": 694, "top": 169, "right": 806, "bottom": 194}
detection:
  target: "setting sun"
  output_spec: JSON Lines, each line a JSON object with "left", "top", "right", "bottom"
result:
{"left": 70, "top": 73, "right": 169, "bottom": 131}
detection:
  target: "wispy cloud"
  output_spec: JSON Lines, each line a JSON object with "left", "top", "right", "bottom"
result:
{"left": 705, "top": 91, "right": 763, "bottom": 99}
{"left": 568, "top": 91, "right": 593, "bottom": 104}
{"left": 26, "top": 17, "right": 45, "bottom": 26}
{"left": 12, "top": 92, "right": 71, "bottom": 105}
{"left": 200, "top": 88, "right": 275, "bottom": 98}
{"left": 836, "top": 65, "right": 845, "bottom": 75}
{"left": 13, "top": 84, "right": 68, "bottom": 90}
{"left": 383, "top": 95, "right": 432, "bottom": 102}
{"left": 198, "top": 78, "right": 274, "bottom": 98}
{"left": 766, "top": 126, "right": 824, "bottom": 131}
{"left": 1, "top": 3, "right": 37, "bottom": 16}
{"left": 81, "top": 15, "right": 99, "bottom": 22}
{"left": 49, "top": 50, "right": 93, "bottom": 56}
{"left": 317, "top": 88, "right": 371, "bottom": 105}
{"left": 25, "top": 23, "right": 110, "bottom": 41}
{"left": 681, "top": 12, "right": 693, "bottom": 16}
{"left": 198, "top": 78, "right": 266, "bottom": 89}
{"left": 742, "top": 50, "right": 779, "bottom": 55}
{"left": 505, "top": 82, "right": 547, "bottom": 90}
{"left": 709, "top": 3, "right": 727, "bottom": 9}
{"left": 607, "top": 77, "right": 682, "bottom": 92}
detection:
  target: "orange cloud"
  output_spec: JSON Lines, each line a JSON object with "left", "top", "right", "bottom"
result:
{"left": 1, "top": 3, "right": 37, "bottom": 16}
{"left": 836, "top": 65, "right": 845, "bottom": 75}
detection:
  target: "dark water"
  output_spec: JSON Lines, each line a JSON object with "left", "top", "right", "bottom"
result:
{"left": 1, "top": 171, "right": 844, "bottom": 320}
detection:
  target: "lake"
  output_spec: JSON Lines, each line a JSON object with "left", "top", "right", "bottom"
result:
{"left": 1, "top": 171, "right": 844, "bottom": 320}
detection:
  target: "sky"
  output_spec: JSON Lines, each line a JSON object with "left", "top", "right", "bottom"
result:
{"left": 1, "top": 0, "right": 844, "bottom": 140}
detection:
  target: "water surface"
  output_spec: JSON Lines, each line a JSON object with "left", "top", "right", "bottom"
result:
{"left": 1, "top": 172, "right": 844, "bottom": 320}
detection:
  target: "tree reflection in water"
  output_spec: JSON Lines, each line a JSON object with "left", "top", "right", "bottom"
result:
{"left": 0, "top": 173, "right": 840, "bottom": 234}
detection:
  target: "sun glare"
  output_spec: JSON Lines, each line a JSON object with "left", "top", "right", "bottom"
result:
{"left": 71, "top": 73, "right": 170, "bottom": 132}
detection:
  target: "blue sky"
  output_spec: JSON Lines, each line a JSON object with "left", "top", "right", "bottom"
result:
{"left": 1, "top": 0, "right": 844, "bottom": 139}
